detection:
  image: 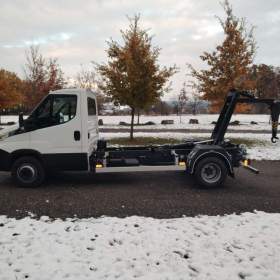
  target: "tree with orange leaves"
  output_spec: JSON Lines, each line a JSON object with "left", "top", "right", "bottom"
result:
{"left": 97, "top": 15, "right": 177, "bottom": 139}
{"left": 0, "top": 69, "right": 24, "bottom": 123}
{"left": 188, "top": 0, "right": 256, "bottom": 113}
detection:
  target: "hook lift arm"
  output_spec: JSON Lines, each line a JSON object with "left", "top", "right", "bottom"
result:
{"left": 238, "top": 91, "right": 280, "bottom": 143}
{"left": 211, "top": 90, "right": 280, "bottom": 144}
{"left": 270, "top": 102, "right": 280, "bottom": 143}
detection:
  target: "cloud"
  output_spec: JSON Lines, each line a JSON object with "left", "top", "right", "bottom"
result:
{"left": 2, "top": 32, "right": 74, "bottom": 48}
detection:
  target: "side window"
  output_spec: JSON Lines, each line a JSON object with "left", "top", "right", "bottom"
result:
{"left": 87, "top": 97, "right": 97, "bottom": 116}
{"left": 28, "top": 95, "right": 77, "bottom": 129}
{"left": 52, "top": 96, "right": 77, "bottom": 123}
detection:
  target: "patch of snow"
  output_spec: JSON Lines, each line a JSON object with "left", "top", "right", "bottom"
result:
{"left": 100, "top": 131, "right": 207, "bottom": 141}
{"left": 98, "top": 114, "right": 272, "bottom": 131}
{"left": 0, "top": 212, "right": 279, "bottom": 279}
{"left": 0, "top": 115, "right": 21, "bottom": 124}
{"left": 246, "top": 145, "right": 280, "bottom": 161}
{"left": 100, "top": 131, "right": 277, "bottom": 140}
{"left": 99, "top": 114, "right": 271, "bottom": 125}
{"left": 0, "top": 114, "right": 273, "bottom": 131}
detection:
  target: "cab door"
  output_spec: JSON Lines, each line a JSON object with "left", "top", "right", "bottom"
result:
{"left": 27, "top": 94, "right": 87, "bottom": 170}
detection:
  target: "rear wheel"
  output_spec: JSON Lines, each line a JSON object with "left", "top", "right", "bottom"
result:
{"left": 194, "top": 157, "right": 227, "bottom": 188}
{"left": 11, "top": 156, "right": 45, "bottom": 188}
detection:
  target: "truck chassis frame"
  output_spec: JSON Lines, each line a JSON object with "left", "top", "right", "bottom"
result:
{"left": 91, "top": 90, "right": 280, "bottom": 187}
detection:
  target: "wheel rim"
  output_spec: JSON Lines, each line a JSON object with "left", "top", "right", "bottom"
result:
{"left": 17, "top": 165, "right": 36, "bottom": 184}
{"left": 201, "top": 162, "right": 222, "bottom": 184}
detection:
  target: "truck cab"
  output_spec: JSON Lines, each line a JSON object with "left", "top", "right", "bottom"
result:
{"left": 0, "top": 89, "right": 98, "bottom": 187}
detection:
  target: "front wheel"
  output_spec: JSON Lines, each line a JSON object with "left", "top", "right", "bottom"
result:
{"left": 11, "top": 156, "right": 45, "bottom": 188}
{"left": 194, "top": 157, "right": 227, "bottom": 188}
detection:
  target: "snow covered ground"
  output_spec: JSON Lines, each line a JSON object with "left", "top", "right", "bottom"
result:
{"left": 0, "top": 211, "right": 279, "bottom": 280}
{"left": 99, "top": 114, "right": 272, "bottom": 131}
{"left": 0, "top": 114, "right": 273, "bottom": 131}
{"left": 0, "top": 116, "right": 19, "bottom": 124}
{"left": 100, "top": 132, "right": 280, "bottom": 161}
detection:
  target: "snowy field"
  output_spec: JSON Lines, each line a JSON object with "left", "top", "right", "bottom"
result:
{"left": 0, "top": 114, "right": 273, "bottom": 131}
{"left": 99, "top": 114, "right": 272, "bottom": 131}
{"left": 0, "top": 212, "right": 279, "bottom": 280}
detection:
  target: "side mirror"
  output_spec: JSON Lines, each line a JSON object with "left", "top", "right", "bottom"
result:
{"left": 19, "top": 112, "right": 24, "bottom": 129}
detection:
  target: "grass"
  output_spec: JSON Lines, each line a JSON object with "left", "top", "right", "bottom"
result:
{"left": 107, "top": 137, "right": 265, "bottom": 147}
{"left": 107, "top": 137, "right": 182, "bottom": 146}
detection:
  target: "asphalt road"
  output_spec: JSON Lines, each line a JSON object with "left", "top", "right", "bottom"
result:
{"left": 0, "top": 161, "right": 279, "bottom": 219}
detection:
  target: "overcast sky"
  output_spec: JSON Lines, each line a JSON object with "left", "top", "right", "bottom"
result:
{"left": 1, "top": 0, "right": 280, "bottom": 99}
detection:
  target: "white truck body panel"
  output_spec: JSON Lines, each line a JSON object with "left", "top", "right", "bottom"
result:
{"left": 29, "top": 89, "right": 82, "bottom": 154}
{"left": 0, "top": 88, "right": 98, "bottom": 172}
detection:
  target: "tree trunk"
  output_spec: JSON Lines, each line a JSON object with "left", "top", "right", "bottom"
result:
{"left": 179, "top": 106, "right": 182, "bottom": 123}
{"left": 130, "top": 107, "right": 135, "bottom": 140}
{"left": 137, "top": 109, "right": 140, "bottom": 125}
{"left": 192, "top": 105, "right": 196, "bottom": 115}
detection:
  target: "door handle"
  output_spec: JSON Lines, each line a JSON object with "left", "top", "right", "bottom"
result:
{"left": 74, "top": 131, "right": 81, "bottom": 141}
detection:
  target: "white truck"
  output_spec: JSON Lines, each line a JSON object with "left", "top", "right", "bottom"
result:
{"left": 0, "top": 88, "right": 279, "bottom": 188}
{"left": 0, "top": 89, "right": 99, "bottom": 187}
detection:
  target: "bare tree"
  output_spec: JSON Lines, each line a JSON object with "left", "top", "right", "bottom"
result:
{"left": 75, "top": 64, "right": 97, "bottom": 90}
{"left": 187, "top": 89, "right": 203, "bottom": 115}
{"left": 23, "top": 45, "right": 64, "bottom": 110}
{"left": 24, "top": 46, "right": 46, "bottom": 109}
{"left": 75, "top": 64, "right": 106, "bottom": 113}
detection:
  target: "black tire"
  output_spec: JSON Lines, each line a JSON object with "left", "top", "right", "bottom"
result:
{"left": 11, "top": 156, "right": 45, "bottom": 188}
{"left": 194, "top": 157, "right": 227, "bottom": 188}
